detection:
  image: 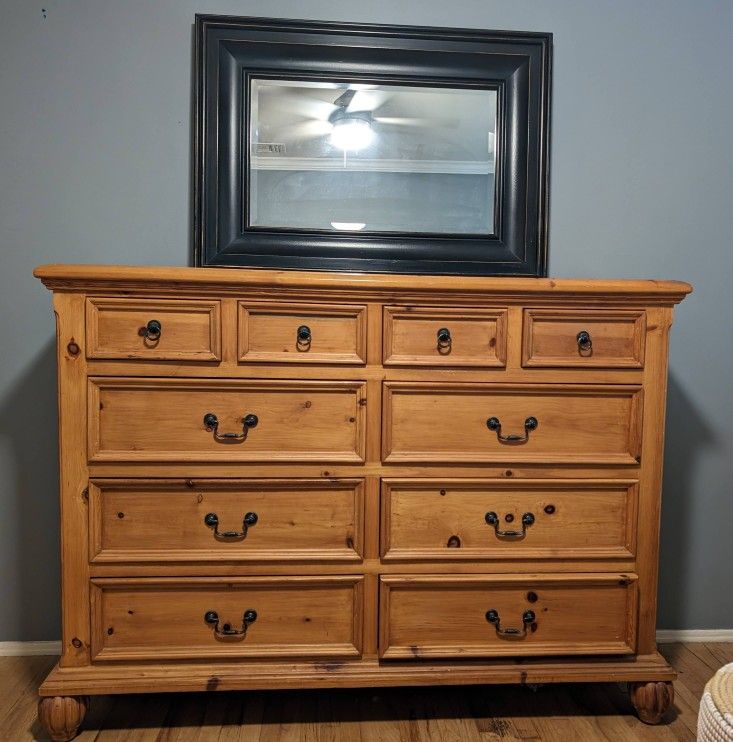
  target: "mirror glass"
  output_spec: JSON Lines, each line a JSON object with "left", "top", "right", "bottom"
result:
{"left": 248, "top": 79, "right": 497, "bottom": 235}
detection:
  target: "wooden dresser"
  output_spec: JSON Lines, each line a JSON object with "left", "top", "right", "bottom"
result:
{"left": 34, "top": 265, "right": 690, "bottom": 740}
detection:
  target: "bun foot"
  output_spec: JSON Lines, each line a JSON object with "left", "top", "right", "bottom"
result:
{"left": 38, "top": 695, "right": 89, "bottom": 741}
{"left": 628, "top": 681, "right": 674, "bottom": 724}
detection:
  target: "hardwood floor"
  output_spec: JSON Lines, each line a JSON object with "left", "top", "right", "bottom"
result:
{"left": 3, "top": 643, "right": 730, "bottom": 741}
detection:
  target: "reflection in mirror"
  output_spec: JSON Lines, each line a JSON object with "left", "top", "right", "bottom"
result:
{"left": 248, "top": 79, "right": 497, "bottom": 235}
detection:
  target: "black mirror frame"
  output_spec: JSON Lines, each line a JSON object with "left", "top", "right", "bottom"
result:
{"left": 193, "top": 15, "right": 552, "bottom": 276}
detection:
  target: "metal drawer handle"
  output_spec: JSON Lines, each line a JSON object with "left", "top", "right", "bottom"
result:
{"left": 204, "top": 511, "right": 258, "bottom": 540}
{"left": 436, "top": 327, "right": 451, "bottom": 350}
{"left": 297, "top": 325, "right": 312, "bottom": 346}
{"left": 486, "top": 416, "right": 538, "bottom": 443}
{"left": 203, "top": 413, "right": 258, "bottom": 442}
{"left": 577, "top": 329, "right": 593, "bottom": 353}
{"left": 485, "top": 511, "right": 535, "bottom": 539}
{"left": 204, "top": 609, "right": 257, "bottom": 639}
{"left": 139, "top": 319, "right": 162, "bottom": 341}
{"left": 485, "top": 609, "right": 535, "bottom": 638}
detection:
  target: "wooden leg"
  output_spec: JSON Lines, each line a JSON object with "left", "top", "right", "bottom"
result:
{"left": 628, "top": 681, "right": 674, "bottom": 724}
{"left": 38, "top": 696, "right": 89, "bottom": 742}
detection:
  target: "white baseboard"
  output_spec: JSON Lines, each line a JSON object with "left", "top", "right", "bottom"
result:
{"left": 0, "top": 641, "right": 62, "bottom": 656}
{"left": 0, "top": 632, "right": 731, "bottom": 657}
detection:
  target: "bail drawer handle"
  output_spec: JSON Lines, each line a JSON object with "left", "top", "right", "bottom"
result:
{"left": 297, "top": 325, "right": 312, "bottom": 345}
{"left": 204, "top": 609, "right": 257, "bottom": 638}
{"left": 486, "top": 416, "right": 538, "bottom": 443}
{"left": 577, "top": 329, "right": 593, "bottom": 352}
{"left": 139, "top": 319, "right": 162, "bottom": 340}
{"left": 485, "top": 511, "right": 535, "bottom": 539}
{"left": 203, "top": 413, "right": 258, "bottom": 442}
{"left": 204, "top": 511, "right": 258, "bottom": 540}
{"left": 485, "top": 609, "right": 535, "bottom": 638}
{"left": 436, "top": 327, "right": 451, "bottom": 350}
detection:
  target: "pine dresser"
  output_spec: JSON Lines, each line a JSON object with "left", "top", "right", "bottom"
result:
{"left": 34, "top": 265, "right": 691, "bottom": 740}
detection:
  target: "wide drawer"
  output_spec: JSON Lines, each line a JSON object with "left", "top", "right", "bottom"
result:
{"left": 91, "top": 576, "right": 363, "bottom": 661}
{"left": 383, "top": 306, "right": 507, "bottom": 367}
{"left": 381, "top": 479, "right": 637, "bottom": 561}
{"left": 383, "top": 382, "right": 643, "bottom": 464}
{"left": 86, "top": 297, "right": 221, "bottom": 361}
{"left": 238, "top": 301, "right": 367, "bottom": 364}
{"left": 88, "top": 377, "right": 366, "bottom": 463}
{"left": 90, "top": 479, "right": 364, "bottom": 563}
{"left": 522, "top": 309, "right": 646, "bottom": 368}
{"left": 379, "top": 574, "right": 637, "bottom": 659}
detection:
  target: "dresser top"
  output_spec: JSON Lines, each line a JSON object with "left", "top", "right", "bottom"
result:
{"left": 34, "top": 264, "right": 692, "bottom": 305}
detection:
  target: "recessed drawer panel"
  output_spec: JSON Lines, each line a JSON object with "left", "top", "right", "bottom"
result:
{"left": 383, "top": 382, "right": 642, "bottom": 465}
{"left": 379, "top": 574, "right": 637, "bottom": 659}
{"left": 90, "top": 479, "right": 364, "bottom": 564}
{"left": 522, "top": 309, "right": 646, "bottom": 368}
{"left": 383, "top": 306, "right": 507, "bottom": 367}
{"left": 86, "top": 298, "right": 221, "bottom": 361}
{"left": 238, "top": 301, "right": 366, "bottom": 364}
{"left": 89, "top": 378, "right": 366, "bottom": 463}
{"left": 381, "top": 479, "right": 637, "bottom": 561}
{"left": 91, "top": 576, "right": 363, "bottom": 662}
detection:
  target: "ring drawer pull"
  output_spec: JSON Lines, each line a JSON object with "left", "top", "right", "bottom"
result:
{"left": 203, "top": 413, "right": 258, "bottom": 441}
{"left": 204, "top": 511, "right": 258, "bottom": 540}
{"left": 296, "top": 325, "right": 312, "bottom": 346}
{"left": 204, "top": 609, "right": 257, "bottom": 639}
{"left": 486, "top": 416, "right": 538, "bottom": 443}
{"left": 485, "top": 609, "right": 535, "bottom": 638}
{"left": 139, "top": 319, "right": 162, "bottom": 341}
{"left": 436, "top": 327, "right": 451, "bottom": 351}
{"left": 576, "top": 329, "right": 593, "bottom": 353}
{"left": 485, "top": 511, "right": 535, "bottom": 539}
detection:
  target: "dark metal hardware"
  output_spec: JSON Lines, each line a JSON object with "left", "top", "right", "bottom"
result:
{"left": 436, "top": 327, "right": 452, "bottom": 350}
{"left": 485, "top": 511, "right": 535, "bottom": 538}
{"left": 297, "top": 325, "right": 312, "bottom": 344}
{"left": 203, "top": 413, "right": 258, "bottom": 442}
{"left": 576, "top": 330, "right": 593, "bottom": 353}
{"left": 139, "top": 319, "right": 162, "bottom": 340}
{"left": 485, "top": 609, "right": 535, "bottom": 638}
{"left": 544, "top": 504, "right": 556, "bottom": 515}
{"left": 204, "top": 511, "right": 258, "bottom": 540}
{"left": 204, "top": 609, "right": 257, "bottom": 638}
{"left": 486, "top": 416, "right": 538, "bottom": 443}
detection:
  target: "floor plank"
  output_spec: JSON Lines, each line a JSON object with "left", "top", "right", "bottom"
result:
{"left": 2, "top": 642, "right": 727, "bottom": 741}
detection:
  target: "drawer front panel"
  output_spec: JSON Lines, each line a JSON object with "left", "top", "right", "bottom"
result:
{"left": 91, "top": 576, "right": 363, "bottom": 661}
{"left": 89, "top": 378, "right": 366, "bottom": 463}
{"left": 381, "top": 479, "right": 637, "bottom": 561}
{"left": 383, "top": 382, "right": 642, "bottom": 464}
{"left": 383, "top": 306, "right": 507, "bottom": 367}
{"left": 90, "top": 479, "right": 364, "bottom": 563}
{"left": 380, "top": 575, "right": 636, "bottom": 659}
{"left": 522, "top": 310, "right": 646, "bottom": 368}
{"left": 239, "top": 301, "right": 367, "bottom": 364}
{"left": 86, "top": 298, "right": 221, "bottom": 361}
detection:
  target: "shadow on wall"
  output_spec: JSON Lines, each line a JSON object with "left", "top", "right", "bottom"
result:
{"left": 657, "top": 373, "right": 716, "bottom": 629}
{"left": 0, "top": 339, "right": 60, "bottom": 641}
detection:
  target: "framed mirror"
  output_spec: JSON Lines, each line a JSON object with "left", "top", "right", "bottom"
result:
{"left": 194, "top": 16, "right": 551, "bottom": 276}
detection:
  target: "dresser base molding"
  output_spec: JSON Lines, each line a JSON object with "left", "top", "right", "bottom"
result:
{"left": 40, "top": 652, "right": 675, "bottom": 697}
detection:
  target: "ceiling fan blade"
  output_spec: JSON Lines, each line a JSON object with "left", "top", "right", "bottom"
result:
{"left": 375, "top": 116, "right": 460, "bottom": 128}
{"left": 333, "top": 88, "right": 357, "bottom": 108}
{"left": 272, "top": 120, "right": 333, "bottom": 141}
{"left": 347, "top": 89, "right": 394, "bottom": 113}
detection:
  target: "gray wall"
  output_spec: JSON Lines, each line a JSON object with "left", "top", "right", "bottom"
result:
{"left": 0, "top": 0, "right": 731, "bottom": 642}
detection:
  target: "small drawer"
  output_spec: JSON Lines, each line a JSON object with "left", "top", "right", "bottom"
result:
{"left": 381, "top": 479, "right": 637, "bottom": 561}
{"left": 90, "top": 479, "right": 364, "bottom": 564}
{"left": 91, "top": 576, "right": 363, "bottom": 661}
{"left": 86, "top": 298, "right": 221, "bottom": 361}
{"left": 238, "top": 301, "right": 367, "bottom": 364}
{"left": 522, "top": 309, "right": 646, "bottom": 368}
{"left": 383, "top": 382, "right": 643, "bottom": 465}
{"left": 379, "top": 574, "right": 637, "bottom": 659}
{"left": 88, "top": 377, "right": 366, "bottom": 463}
{"left": 383, "top": 306, "right": 507, "bottom": 367}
